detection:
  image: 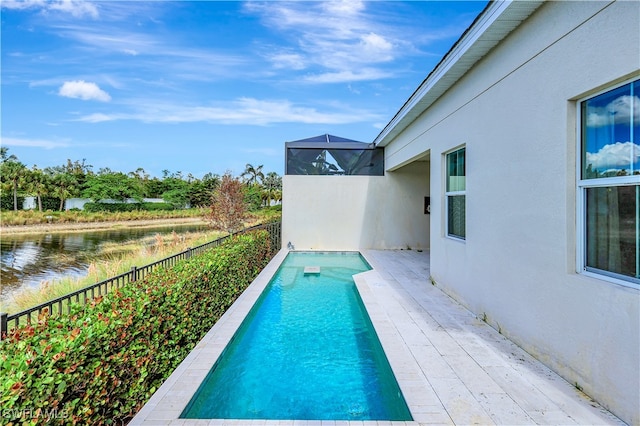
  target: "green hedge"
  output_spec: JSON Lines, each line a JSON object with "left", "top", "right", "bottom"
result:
{"left": 40, "top": 197, "right": 62, "bottom": 212}
{"left": 0, "top": 230, "right": 273, "bottom": 425}
{"left": 0, "top": 196, "right": 59, "bottom": 211}
{"left": 1, "top": 196, "right": 25, "bottom": 211}
{"left": 83, "top": 202, "right": 176, "bottom": 213}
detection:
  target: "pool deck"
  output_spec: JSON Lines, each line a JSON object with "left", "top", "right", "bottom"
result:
{"left": 130, "top": 249, "right": 623, "bottom": 426}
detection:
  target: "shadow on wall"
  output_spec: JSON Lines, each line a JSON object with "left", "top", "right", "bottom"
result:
{"left": 282, "top": 160, "right": 430, "bottom": 251}
{"left": 359, "top": 161, "right": 430, "bottom": 250}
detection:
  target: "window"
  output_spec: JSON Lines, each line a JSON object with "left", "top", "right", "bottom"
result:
{"left": 578, "top": 79, "right": 639, "bottom": 286}
{"left": 446, "top": 147, "right": 466, "bottom": 239}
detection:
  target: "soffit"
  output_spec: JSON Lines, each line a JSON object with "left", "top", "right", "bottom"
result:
{"left": 374, "top": 0, "right": 544, "bottom": 147}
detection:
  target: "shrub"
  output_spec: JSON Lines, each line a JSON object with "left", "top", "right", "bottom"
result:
{"left": 243, "top": 184, "right": 262, "bottom": 212}
{"left": 0, "top": 196, "right": 59, "bottom": 211}
{"left": 41, "top": 197, "right": 61, "bottom": 212}
{"left": 83, "top": 202, "right": 176, "bottom": 213}
{"left": 0, "top": 230, "right": 273, "bottom": 425}
{"left": 0, "top": 195, "right": 24, "bottom": 211}
{"left": 206, "top": 174, "right": 247, "bottom": 233}
{"left": 141, "top": 203, "right": 176, "bottom": 212}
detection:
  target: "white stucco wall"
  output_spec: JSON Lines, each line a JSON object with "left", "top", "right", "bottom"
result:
{"left": 64, "top": 198, "right": 166, "bottom": 210}
{"left": 382, "top": 1, "right": 639, "bottom": 424}
{"left": 22, "top": 196, "right": 36, "bottom": 210}
{"left": 282, "top": 161, "right": 430, "bottom": 251}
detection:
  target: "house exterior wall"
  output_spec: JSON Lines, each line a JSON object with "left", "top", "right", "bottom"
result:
{"left": 382, "top": 1, "right": 639, "bottom": 424}
{"left": 282, "top": 161, "right": 429, "bottom": 251}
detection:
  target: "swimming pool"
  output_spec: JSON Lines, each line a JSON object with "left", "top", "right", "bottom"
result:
{"left": 180, "top": 251, "right": 412, "bottom": 421}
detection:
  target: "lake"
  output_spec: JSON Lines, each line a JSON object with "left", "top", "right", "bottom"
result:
{"left": 0, "top": 223, "right": 208, "bottom": 311}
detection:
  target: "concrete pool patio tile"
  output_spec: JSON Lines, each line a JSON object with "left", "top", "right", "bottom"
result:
{"left": 131, "top": 249, "right": 623, "bottom": 426}
{"left": 359, "top": 250, "right": 624, "bottom": 426}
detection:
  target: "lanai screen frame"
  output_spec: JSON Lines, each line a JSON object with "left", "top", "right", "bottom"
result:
{"left": 285, "top": 134, "right": 384, "bottom": 176}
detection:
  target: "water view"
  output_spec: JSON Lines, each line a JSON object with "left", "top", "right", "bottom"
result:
{"left": 0, "top": 223, "right": 208, "bottom": 310}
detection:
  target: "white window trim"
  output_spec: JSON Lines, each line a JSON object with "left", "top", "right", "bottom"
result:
{"left": 445, "top": 193, "right": 466, "bottom": 242}
{"left": 575, "top": 78, "right": 640, "bottom": 289}
{"left": 576, "top": 184, "right": 640, "bottom": 289}
{"left": 445, "top": 146, "right": 466, "bottom": 242}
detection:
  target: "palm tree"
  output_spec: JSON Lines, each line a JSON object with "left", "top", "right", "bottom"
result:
{"left": 262, "top": 172, "right": 282, "bottom": 207}
{"left": 241, "top": 163, "right": 264, "bottom": 186}
{"left": 25, "top": 166, "right": 50, "bottom": 211}
{"left": 50, "top": 172, "right": 79, "bottom": 211}
{"left": 273, "top": 189, "right": 283, "bottom": 204}
{"left": 1, "top": 159, "right": 26, "bottom": 211}
{"left": 129, "top": 167, "right": 150, "bottom": 197}
{"left": 1, "top": 147, "right": 17, "bottom": 162}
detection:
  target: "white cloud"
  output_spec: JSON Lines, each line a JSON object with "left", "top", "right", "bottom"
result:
{"left": 347, "top": 84, "right": 361, "bottom": 95}
{"left": 1, "top": 0, "right": 98, "bottom": 18}
{"left": 77, "top": 112, "right": 113, "bottom": 123}
{"left": 48, "top": 0, "right": 98, "bottom": 18}
{"left": 586, "top": 95, "right": 640, "bottom": 127}
{"left": 2, "top": 136, "right": 70, "bottom": 149}
{"left": 29, "top": 78, "right": 64, "bottom": 88}
{"left": 50, "top": 24, "right": 251, "bottom": 82}
{"left": 55, "top": 25, "right": 158, "bottom": 55}
{"left": 322, "top": 0, "right": 365, "bottom": 16}
{"left": 586, "top": 141, "right": 640, "bottom": 169}
{"left": 74, "top": 97, "right": 383, "bottom": 126}
{"left": 304, "top": 69, "right": 392, "bottom": 84}
{"left": 247, "top": 1, "right": 399, "bottom": 82}
{"left": 58, "top": 80, "right": 111, "bottom": 102}
{"left": 1, "top": 0, "right": 46, "bottom": 11}
{"left": 360, "top": 32, "right": 393, "bottom": 56}
{"left": 269, "top": 52, "right": 306, "bottom": 70}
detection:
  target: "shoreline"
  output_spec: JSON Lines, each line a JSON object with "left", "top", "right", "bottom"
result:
{"left": 0, "top": 217, "right": 209, "bottom": 236}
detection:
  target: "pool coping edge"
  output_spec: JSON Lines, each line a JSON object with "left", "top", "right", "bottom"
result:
{"left": 130, "top": 248, "right": 290, "bottom": 425}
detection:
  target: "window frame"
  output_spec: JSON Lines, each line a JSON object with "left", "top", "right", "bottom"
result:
{"left": 445, "top": 146, "right": 466, "bottom": 241}
{"left": 576, "top": 78, "right": 640, "bottom": 288}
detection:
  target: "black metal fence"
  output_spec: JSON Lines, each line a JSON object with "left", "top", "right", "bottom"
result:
{"left": 1, "top": 221, "right": 281, "bottom": 339}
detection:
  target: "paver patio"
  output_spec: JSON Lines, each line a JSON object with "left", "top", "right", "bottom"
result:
{"left": 357, "top": 250, "right": 623, "bottom": 426}
{"left": 131, "top": 249, "right": 624, "bottom": 425}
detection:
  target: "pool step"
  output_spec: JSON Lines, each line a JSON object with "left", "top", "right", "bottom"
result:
{"left": 303, "top": 266, "right": 321, "bottom": 274}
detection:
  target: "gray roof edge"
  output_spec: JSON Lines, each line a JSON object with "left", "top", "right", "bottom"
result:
{"left": 286, "top": 133, "right": 365, "bottom": 143}
{"left": 285, "top": 141, "right": 375, "bottom": 149}
{"left": 373, "top": 0, "right": 544, "bottom": 147}
{"left": 285, "top": 133, "right": 374, "bottom": 148}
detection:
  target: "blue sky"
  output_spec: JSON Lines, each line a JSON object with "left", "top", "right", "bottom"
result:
{"left": 2, "top": 0, "right": 487, "bottom": 178}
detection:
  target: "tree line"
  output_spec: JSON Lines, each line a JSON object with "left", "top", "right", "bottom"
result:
{"left": 0, "top": 147, "right": 282, "bottom": 212}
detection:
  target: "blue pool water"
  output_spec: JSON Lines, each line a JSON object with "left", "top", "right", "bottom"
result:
{"left": 181, "top": 252, "right": 412, "bottom": 421}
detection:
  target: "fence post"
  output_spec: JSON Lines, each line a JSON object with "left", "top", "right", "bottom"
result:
{"left": 1, "top": 312, "right": 7, "bottom": 339}
{"left": 130, "top": 266, "right": 137, "bottom": 282}
{"left": 186, "top": 248, "right": 192, "bottom": 259}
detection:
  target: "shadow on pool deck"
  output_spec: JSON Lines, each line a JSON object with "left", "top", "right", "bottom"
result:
{"left": 130, "top": 249, "right": 624, "bottom": 426}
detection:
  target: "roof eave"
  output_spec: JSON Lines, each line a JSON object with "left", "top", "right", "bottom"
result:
{"left": 373, "top": 0, "right": 544, "bottom": 147}
{"left": 285, "top": 141, "right": 373, "bottom": 149}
